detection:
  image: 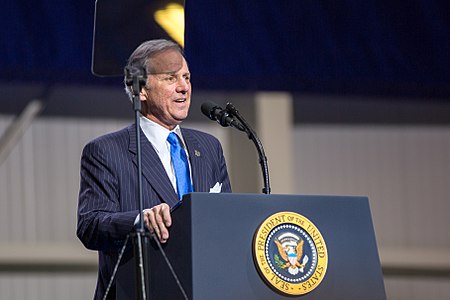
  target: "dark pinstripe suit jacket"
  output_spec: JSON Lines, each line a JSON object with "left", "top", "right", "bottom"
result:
{"left": 77, "top": 124, "right": 231, "bottom": 299}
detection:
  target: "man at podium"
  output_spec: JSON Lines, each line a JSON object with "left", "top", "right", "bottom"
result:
{"left": 77, "top": 39, "right": 232, "bottom": 300}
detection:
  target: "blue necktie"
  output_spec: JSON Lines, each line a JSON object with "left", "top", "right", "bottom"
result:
{"left": 167, "top": 132, "right": 193, "bottom": 199}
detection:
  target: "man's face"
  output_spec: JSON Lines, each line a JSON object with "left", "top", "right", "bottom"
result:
{"left": 140, "top": 49, "right": 191, "bottom": 130}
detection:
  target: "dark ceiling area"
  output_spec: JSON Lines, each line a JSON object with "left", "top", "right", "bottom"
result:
{"left": 1, "top": 0, "right": 449, "bottom": 100}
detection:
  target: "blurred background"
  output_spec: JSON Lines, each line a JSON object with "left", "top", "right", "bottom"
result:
{"left": 0, "top": 0, "right": 449, "bottom": 299}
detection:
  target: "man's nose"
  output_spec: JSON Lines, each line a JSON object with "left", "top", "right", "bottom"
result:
{"left": 176, "top": 78, "right": 190, "bottom": 93}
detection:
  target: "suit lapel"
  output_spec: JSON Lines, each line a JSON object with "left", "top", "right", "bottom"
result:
{"left": 128, "top": 125, "right": 179, "bottom": 207}
{"left": 182, "top": 129, "right": 208, "bottom": 193}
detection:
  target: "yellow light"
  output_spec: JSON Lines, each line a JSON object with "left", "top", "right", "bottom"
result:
{"left": 154, "top": 3, "right": 185, "bottom": 47}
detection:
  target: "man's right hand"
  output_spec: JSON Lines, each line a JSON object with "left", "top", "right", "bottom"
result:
{"left": 143, "top": 203, "right": 172, "bottom": 243}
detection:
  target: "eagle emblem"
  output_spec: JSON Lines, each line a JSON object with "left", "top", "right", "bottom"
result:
{"left": 274, "top": 232, "right": 309, "bottom": 275}
{"left": 253, "top": 212, "right": 328, "bottom": 296}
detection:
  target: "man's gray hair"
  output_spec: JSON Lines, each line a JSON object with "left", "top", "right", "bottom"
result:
{"left": 123, "top": 39, "right": 185, "bottom": 101}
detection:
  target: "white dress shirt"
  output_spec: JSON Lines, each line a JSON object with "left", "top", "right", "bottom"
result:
{"left": 134, "top": 116, "right": 193, "bottom": 224}
{"left": 139, "top": 115, "right": 192, "bottom": 193}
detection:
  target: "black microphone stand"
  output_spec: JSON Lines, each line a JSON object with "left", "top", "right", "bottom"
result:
{"left": 125, "top": 66, "right": 151, "bottom": 300}
{"left": 226, "top": 103, "right": 271, "bottom": 195}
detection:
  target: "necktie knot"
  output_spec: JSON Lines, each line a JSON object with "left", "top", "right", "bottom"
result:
{"left": 167, "top": 132, "right": 180, "bottom": 147}
{"left": 167, "top": 132, "right": 193, "bottom": 199}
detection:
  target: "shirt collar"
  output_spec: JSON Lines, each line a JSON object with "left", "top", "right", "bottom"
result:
{"left": 139, "top": 115, "right": 185, "bottom": 153}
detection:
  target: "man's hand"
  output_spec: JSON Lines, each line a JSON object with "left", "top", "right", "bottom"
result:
{"left": 143, "top": 203, "right": 172, "bottom": 243}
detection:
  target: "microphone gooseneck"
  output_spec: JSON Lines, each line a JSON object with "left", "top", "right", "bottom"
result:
{"left": 200, "top": 101, "right": 271, "bottom": 194}
{"left": 225, "top": 103, "right": 271, "bottom": 195}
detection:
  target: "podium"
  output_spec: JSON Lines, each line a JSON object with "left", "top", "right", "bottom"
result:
{"left": 116, "top": 193, "right": 386, "bottom": 299}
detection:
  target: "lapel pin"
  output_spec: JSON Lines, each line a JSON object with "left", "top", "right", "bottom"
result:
{"left": 194, "top": 150, "right": 201, "bottom": 157}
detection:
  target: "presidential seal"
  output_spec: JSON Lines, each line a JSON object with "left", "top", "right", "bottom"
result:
{"left": 253, "top": 211, "right": 328, "bottom": 296}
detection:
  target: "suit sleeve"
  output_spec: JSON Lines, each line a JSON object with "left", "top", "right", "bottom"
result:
{"left": 77, "top": 139, "right": 138, "bottom": 251}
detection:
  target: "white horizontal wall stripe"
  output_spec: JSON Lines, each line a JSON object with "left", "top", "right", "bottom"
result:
{"left": 0, "top": 116, "right": 131, "bottom": 244}
{"left": 2, "top": 119, "right": 449, "bottom": 248}
{"left": 1, "top": 114, "right": 449, "bottom": 299}
{"left": 293, "top": 125, "right": 450, "bottom": 248}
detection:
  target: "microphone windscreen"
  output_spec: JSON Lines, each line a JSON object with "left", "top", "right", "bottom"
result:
{"left": 200, "top": 102, "right": 221, "bottom": 120}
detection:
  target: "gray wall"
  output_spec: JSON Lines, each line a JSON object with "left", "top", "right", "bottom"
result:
{"left": 0, "top": 85, "right": 449, "bottom": 299}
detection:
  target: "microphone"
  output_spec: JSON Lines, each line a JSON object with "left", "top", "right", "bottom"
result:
{"left": 201, "top": 102, "right": 245, "bottom": 131}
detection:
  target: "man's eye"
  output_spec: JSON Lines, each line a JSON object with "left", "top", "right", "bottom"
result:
{"left": 166, "top": 76, "right": 177, "bottom": 83}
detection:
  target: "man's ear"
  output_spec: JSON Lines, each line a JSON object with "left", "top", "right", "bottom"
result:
{"left": 139, "top": 88, "right": 148, "bottom": 101}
